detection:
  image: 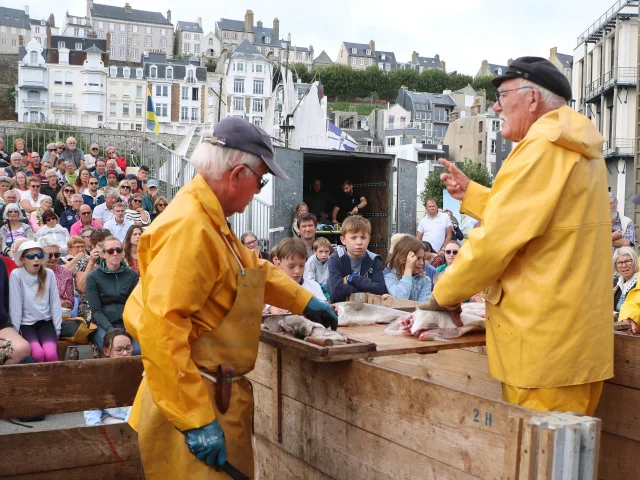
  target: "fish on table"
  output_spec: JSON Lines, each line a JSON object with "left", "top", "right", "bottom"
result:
{"left": 332, "top": 302, "right": 409, "bottom": 326}
{"left": 262, "top": 315, "right": 349, "bottom": 344}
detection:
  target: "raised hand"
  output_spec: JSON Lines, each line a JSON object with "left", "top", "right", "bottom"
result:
{"left": 438, "top": 158, "right": 470, "bottom": 201}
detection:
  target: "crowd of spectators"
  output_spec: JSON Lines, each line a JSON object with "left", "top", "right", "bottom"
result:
{"left": 0, "top": 136, "right": 171, "bottom": 368}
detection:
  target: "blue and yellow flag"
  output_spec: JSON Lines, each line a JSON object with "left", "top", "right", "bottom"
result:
{"left": 146, "top": 86, "right": 159, "bottom": 134}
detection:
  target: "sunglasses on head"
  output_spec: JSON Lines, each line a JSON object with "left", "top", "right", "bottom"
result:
{"left": 445, "top": 249, "right": 459, "bottom": 255}
{"left": 24, "top": 252, "right": 44, "bottom": 260}
{"left": 104, "top": 247, "right": 123, "bottom": 255}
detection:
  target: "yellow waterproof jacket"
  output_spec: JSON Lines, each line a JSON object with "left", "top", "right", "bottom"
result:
{"left": 433, "top": 106, "right": 614, "bottom": 389}
{"left": 124, "top": 174, "right": 312, "bottom": 432}
{"left": 620, "top": 287, "right": 640, "bottom": 323}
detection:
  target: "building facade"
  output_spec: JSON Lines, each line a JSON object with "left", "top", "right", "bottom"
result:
{"left": 175, "top": 19, "right": 203, "bottom": 57}
{"left": 410, "top": 52, "right": 445, "bottom": 72}
{"left": 336, "top": 40, "right": 377, "bottom": 70}
{"left": 443, "top": 114, "right": 501, "bottom": 169}
{"left": 395, "top": 87, "right": 455, "bottom": 145}
{"left": 573, "top": 0, "right": 638, "bottom": 216}
{"left": 30, "top": 15, "right": 58, "bottom": 46}
{"left": 475, "top": 59, "right": 510, "bottom": 78}
{"left": 61, "top": 12, "right": 92, "bottom": 39}
{"left": 106, "top": 65, "right": 147, "bottom": 131}
{"left": 225, "top": 39, "right": 272, "bottom": 127}
{"left": 549, "top": 47, "right": 573, "bottom": 84}
{"left": 0, "top": 6, "right": 31, "bottom": 54}
{"left": 16, "top": 38, "right": 48, "bottom": 123}
{"left": 202, "top": 31, "right": 221, "bottom": 60}
{"left": 313, "top": 50, "right": 333, "bottom": 68}
{"left": 279, "top": 35, "right": 314, "bottom": 67}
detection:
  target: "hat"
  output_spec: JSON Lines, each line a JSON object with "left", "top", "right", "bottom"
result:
{"left": 14, "top": 240, "right": 47, "bottom": 267}
{"left": 107, "top": 170, "right": 118, "bottom": 176}
{"left": 147, "top": 179, "right": 159, "bottom": 188}
{"left": 90, "top": 143, "right": 99, "bottom": 150}
{"left": 491, "top": 56, "right": 572, "bottom": 101}
{"left": 208, "top": 117, "right": 288, "bottom": 180}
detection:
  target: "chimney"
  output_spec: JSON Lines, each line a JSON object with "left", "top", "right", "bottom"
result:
{"left": 197, "top": 17, "right": 202, "bottom": 28}
{"left": 46, "top": 25, "right": 51, "bottom": 47}
{"left": 550, "top": 47, "right": 557, "bottom": 60}
{"left": 309, "top": 44, "right": 314, "bottom": 57}
{"left": 287, "top": 32, "right": 291, "bottom": 42}
{"left": 412, "top": 51, "right": 418, "bottom": 64}
{"left": 167, "top": 9, "right": 171, "bottom": 23}
{"left": 48, "top": 13, "right": 55, "bottom": 28}
{"left": 369, "top": 39, "right": 375, "bottom": 52}
{"left": 105, "top": 28, "right": 110, "bottom": 53}
{"left": 24, "top": 5, "right": 29, "bottom": 16}
{"left": 273, "top": 17, "right": 279, "bottom": 38}
{"left": 86, "top": 0, "right": 93, "bottom": 19}
{"left": 435, "top": 53, "right": 440, "bottom": 61}
{"left": 507, "top": 58, "right": 513, "bottom": 66}
{"left": 18, "top": 35, "right": 24, "bottom": 47}
{"left": 124, "top": 3, "right": 131, "bottom": 13}
{"left": 441, "top": 61, "right": 446, "bottom": 73}
{"left": 257, "top": 20, "right": 263, "bottom": 28}
{"left": 245, "top": 10, "right": 254, "bottom": 33}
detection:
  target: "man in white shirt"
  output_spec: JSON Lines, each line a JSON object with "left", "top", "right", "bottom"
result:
{"left": 20, "top": 176, "right": 47, "bottom": 214}
{"left": 416, "top": 198, "right": 452, "bottom": 252}
{"left": 103, "top": 202, "right": 133, "bottom": 243}
{"left": 93, "top": 188, "right": 119, "bottom": 225}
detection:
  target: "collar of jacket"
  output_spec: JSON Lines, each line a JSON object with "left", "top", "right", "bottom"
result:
{"left": 187, "top": 174, "right": 231, "bottom": 236}
{"left": 99, "top": 259, "right": 128, "bottom": 274}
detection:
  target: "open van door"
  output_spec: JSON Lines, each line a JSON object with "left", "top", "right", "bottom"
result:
{"left": 270, "top": 147, "right": 304, "bottom": 248}
{"left": 396, "top": 158, "right": 418, "bottom": 235}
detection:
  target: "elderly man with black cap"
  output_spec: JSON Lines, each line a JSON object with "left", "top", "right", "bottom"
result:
{"left": 424, "top": 57, "right": 613, "bottom": 415}
{"left": 123, "top": 117, "right": 338, "bottom": 479}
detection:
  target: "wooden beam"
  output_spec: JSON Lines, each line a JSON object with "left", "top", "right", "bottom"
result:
{"left": 254, "top": 434, "right": 333, "bottom": 480}
{"left": 536, "top": 428, "right": 555, "bottom": 480}
{"left": 272, "top": 345, "right": 282, "bottom": 443}
{"left": 0, "top": 460, "right": 143, "bottom": 480}
{"left": 518, "top": 422, "right": 538, "bottom": 480}
{"left": 598, "top": 432, "right": 640, "bottom": 480}
{"left": 608, "top": 333, "right": 640, "bottom": 390}
{"left": 0, "top": 357, "right": 143, "bottom": 419}
{"left": 503, "top": 416, "right": 523, "bottom": 480}
{"left": 0, "top": 424, "right": 140, "bottom": 476}
{"left": 595, "top": 382, "right": 640, "bottom": 442}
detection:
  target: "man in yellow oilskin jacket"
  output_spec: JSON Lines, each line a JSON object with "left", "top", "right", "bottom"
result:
{"left": 123, "top": 117, "right": 338, "bottom": 479}
{"left": 428, "top": 57, "right": 613, "bottom": 415}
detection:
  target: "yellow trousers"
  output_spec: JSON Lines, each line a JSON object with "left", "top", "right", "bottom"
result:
{"left": 502, "top": 381, "right": 604, "bottom": 416}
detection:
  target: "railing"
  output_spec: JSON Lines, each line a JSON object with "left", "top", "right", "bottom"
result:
{"left": 185, "top": 77, "right": 197, "bottom": 84}
{"left": 577, "top": 0, "right": 638, "bottom": 46}
{"left": 603, "top": 138, "right": 634, "bottom": 157}
{"left": 19, "top": 80, "right": 46, "bottom": 88}
{"left": 229, "top": 197, "right": 272, "bottom": 250}
{"left": 384, "top": 122, "right": 425, "bottom": 130}
{"left": 357, "top": 145, "right": 384, "bottom": 153}
{"left": 22, "top": 100, "right": 45, "bottom": 108}
{"left": 50, "top": 102, "right": 76, "bottom": 110}
{"left": 584, "top": 78, "right": 603, "bottom": 100}
{"left": 603, "top": 67, "right": 637, "bottom": 88}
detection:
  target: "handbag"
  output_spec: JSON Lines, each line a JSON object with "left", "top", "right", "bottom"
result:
{"left": 60, "top": 317, "right": 97, "bottom": 345}
{"left": 0, "top": 338, "right": 13, "bottom": 365}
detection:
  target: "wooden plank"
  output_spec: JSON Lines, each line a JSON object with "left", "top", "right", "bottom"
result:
{"left": 272, "top": 345, "right": 283, "bottom": 443}
{"left": 372, "top": 349, "right": 500, "bottom": 400}
{"left": 1, "top": 460, "right": 144, "bottom": 480}
{"left": 348, "top": 292, "right": 419, "bottom": 309}
{"left": 253, "top": 382, "right": 482, "bottom": 480}
{"left": 536, "top": 428, "right": 555, "bottom": 480}
{"left": 598, "top": 432, "right": 640, "bottom": 480}
{"left": 595, "top": 382, "right": 640, "bottom": 442}
{"left": 608, "top": 333, "right": 640, "bottom": 389}
{"left": 503, "top": 416, "right": 524, "bottom": 480}
{"left": 0, "top": 357, "right": 143, "bottom": 419}
{"left": 518, "top": 422, "right": 538, "bottom": 480}
{"left": 254, "top": 434, "right": 333, "bottom": 480}
{"left": 251, "top": 348, "right": 536, "bottom": 480}
{"left": 0, "top": 424, "right": 140, "bottom": 476}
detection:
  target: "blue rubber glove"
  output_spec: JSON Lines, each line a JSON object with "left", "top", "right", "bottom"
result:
{"left": 346, "top": 272, "right": 360, "bottom": 284}
{"left": 303, "top": 296, "right": 339, "bottom": 331}
{"left": 184, "top": 419, "right": 227, "bottom": 467}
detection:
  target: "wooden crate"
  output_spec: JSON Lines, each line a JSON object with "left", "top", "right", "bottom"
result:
{"left": 347, "top": 292, "right": 419, "bottom": 310}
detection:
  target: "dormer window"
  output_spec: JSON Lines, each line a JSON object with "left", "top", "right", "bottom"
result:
{"left": 265, "top": 35, "right": 271, "bottom": 44}
{"left": 123, "top": 67, "right": 130, "bottom": 78}
{"left": 30, "top": 51, "right": 37, "bottom": 64}
{"left": 351, "top": 47, "right": 357, "bottom": 54}
{"left": 150, "top": 66, "right": 157, "bottom": 78}
{"left": 366, "top": 49, "right": 371, "bottom": 55}
{"left": 57, "top": 41, "right": 65, "bottom": 48}
{"left": 136, "top": 68, "right": 143, "bottom": 79}
{"left": 109, "top": 66, "right": 117, "bottom": 76}
{"left": 166, "top": 66, "right": 173, "bottom": 79}
{"left": 380, "top": 54, "right": 385, "bottom": 60}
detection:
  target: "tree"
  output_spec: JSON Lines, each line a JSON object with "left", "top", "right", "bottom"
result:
{"left": 420, "top": 159, "right": 493, "bottom": 207}
{"left": 174, "top": 54, "right": 184, "bottom": 60}
{"left": 205, "top": 60, "right": 217, "bottom": 72}
{"left": 472, "top": 76, "right": 497, "bottom": 106}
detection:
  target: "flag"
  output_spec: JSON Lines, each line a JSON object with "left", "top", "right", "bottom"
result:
{"left": 146, "top": 86, "right": 159, "bottom": 134}
{"left": 327, "top": 121, "right": 357, "bottom": 151}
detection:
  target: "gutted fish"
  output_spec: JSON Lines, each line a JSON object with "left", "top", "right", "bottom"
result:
{"left": 262, "top": 315, "right": 348, "bottom": 344}
{"left": 333, "top": 302, "right": 409, "bottom": 326}
{"left": 384, "top": 303, "right": 486, "bottom": 340}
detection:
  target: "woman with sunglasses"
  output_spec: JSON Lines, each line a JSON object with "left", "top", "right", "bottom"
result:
{"left": 40, "top": 237, "right": 74, "bottom": 310}
{"left": 86, "top": 236, "right": 140, "bottom": 355}
{"left": 9, "top": 240, "right": 62, "bottom": 362}
{"left": 436, "top": 241, "right": 460, "bottom": 274}
{"left": 13, "top": 171, "right": 29, "bottom": 198}
{"left": 74, "top": 167, "right": 91, "bottom": 194}
{"left": 54, "top": 183, "right": 75, "bottom": 218}
{"left": 36, "top": 210, "right": 69, "bottom": 253}
{"left": 123, "top": 225, "right": 143, "bottom": 275}
{"left": 29, "top": 195, "right": 53, "bottom": 232}
{"left": 125, "top": 194, "right": 150, "bottom": 227}
{"left": 84, "top": 144, "right": 100, "bottom": 172}
{"left": 83, "top": 328, "right": 133, "bottom": 426}
{"left": 151, "top": 196, "right": 168, "bottom": 222}
{"left": 0, "top": 204, "right": 34, "bottom": 254}
{"left": 118, "top": 179, "right": 131, "bottom": 204}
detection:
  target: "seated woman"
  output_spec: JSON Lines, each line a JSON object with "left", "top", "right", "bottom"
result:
{"left": 0, "top": 204, "right": 34, "bottom": 254}
{"left": 9, "top": 240, "right": 62, "bottom": 362}
{"left": 125, "top": 194, "right": 150, "bottom": 227}
{"left": 74, "top": 228, "right": 110, "bottom": 322}
{"left": 83, "top": 328, "right": 133, "bottom": 426}
{"left": 35, "top": 210, "right": 70, "bottom": 254}
{"left": 151, "top": 196, "right": 168, "bottom": 222}
{"left": 85, "top": 236, "right": 140, "bottom": 354}
{"left": 435, "top": 241, "right": 460, "bottom": 274}
{"left": 63, "top": 236, "right": 85, "bottom": 267}
{"left": 614, "top": 247, "right": 638, "bottom": 314}
{"left": 0, "top": 256, "right": 30, "bottom": 365}
{"left": 124, "top": 225, "right": 143, "bottom": 275}
{"left": 29, "top": 195, "right": 54, "bottom": 232}
{"left": 292, "top": 202, "right": 308, "bottom": 237}
{"left": 241, "top": 232, "right": 267, "bottom": 260}
{"left": 40, "top": 238, "right": 74, "bottom": 310}
{"left": 384, "top": 236, "right": 432, "bottom": 302}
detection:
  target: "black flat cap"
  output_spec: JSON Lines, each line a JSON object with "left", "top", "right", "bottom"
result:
{"left": 208, "top": 117, "right": 288, "bottom": 180}
{"left": 492, "top": 56, "right": 572, "bottom": 101}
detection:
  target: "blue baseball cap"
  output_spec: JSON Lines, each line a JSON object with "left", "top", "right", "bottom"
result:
{"left": 208, "top": 117, "right": 288, "bottom": 180}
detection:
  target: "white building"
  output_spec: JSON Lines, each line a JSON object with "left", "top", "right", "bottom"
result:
{"left": 279, "top": 34, "right": 314, "bottom": 67}
{"left": 225, "top": 39, "right": 272, "bottom": 127}
{"left": 175, "top": 20, "right": 203, "bottom": 57}
{"left": 30, "top": 15, "right": 58, "bottom": 46}
{"left": 572, "top": 0, "right": 638, "bottom": 216}
{"left": 61, "top": 12, "right": 92, "bottom": 38}
{"left": 106, "top": 65, "right": 147, "bottom": 131}
{"left": 203, "top": 31, "right": 221, "bottom": 60}
{"left": 16, "top": 38, "right": 48, "bottom": 123}
{"left": 143, "top": 53, "right": 207, "bottom": 134}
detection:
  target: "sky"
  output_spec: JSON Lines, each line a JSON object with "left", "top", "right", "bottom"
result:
{"left": 28, "top": 0, "right": 612, "bottom": 75}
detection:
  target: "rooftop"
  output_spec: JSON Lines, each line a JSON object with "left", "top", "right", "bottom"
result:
{"left": 177, "top": 21, "right": 203, "bottom": 33}
{"left": 417, "top": 56, "right": 442, "bottom": 68}
{"left": 343, "top": 42, "right": 376, "bottom": 58}
{"left": 217, "top": 18, "right": 246, "bottom": 32}
{"left": 556, "top": 53, "right": 573, "bottom": 68}
{"left": 90, "top": 3, "right": 172, "bottom": 26}
{"left": 0, "top": 6, "right": 30, "bottom": 29}
{"left": 230, "top": 39, "right": 268, "bottom": 60}
{"left": 254, "top": 25, "right": 281, "bottom": 48}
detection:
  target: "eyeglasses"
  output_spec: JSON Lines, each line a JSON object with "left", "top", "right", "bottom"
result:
{"left": 49, "top": 148, "right": 57, "bottom": 152}
{"left": 132, "top": 199, "right": 142, "bottom": 204}
{"left": 31, "top": 157, "right": 40, "bottom": 160}
{"left": 89, "top": 182, "right": 98, "bottom": 185}
{"left": 91, "top": 148, "right": 98, "bottom": 151}
{"left": 495, "top": 86, "right": 535, "bottom": 106}
{"left": 616, "top": 259, "right": 633, "bottom": 267}
{"left": 104, "top": 247, "right": 123, "bottom": 255}
{"left": 157, "top": 203, "right": 167, "bottom": 207}
{"left": 82, "top": 234, "right": 92, "bottom": 239}
{"left": 121, "top": 186, "right": 130, "bottom": 190}
{"left": 58, "top": 147, "right": 65, "bottom": 151}
{"left": 80, "top": 211, "right": 92, "bottom": 216}
{"left": 112, "top": 345, "right": 134, "bottom": 354}
{"left": 445, "top": 250, "right": 459, "bottom": 255}
{"left": 244, "top": 240, "right": 258, "bottom": 247}
{"left": 242, "top": 164, "right": 269, "bottom": 189}
{"left": 24, "top": 252, "right": 44, "bottom": 260}
{"left": 48, "top": 252, "right": 62, "bottom": 259}
{"left": 30, "top": 185, "right": 40, "bottom": 189}
{"left": 64, "top": 189, "right": 74, "bottom": 193}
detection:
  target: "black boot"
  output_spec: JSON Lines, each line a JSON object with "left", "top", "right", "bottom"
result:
{"left": 17, "top": 356, "right": 45, "bottom": 422}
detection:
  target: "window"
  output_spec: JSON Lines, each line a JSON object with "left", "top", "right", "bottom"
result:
{"left": 184, "top": 33, "right": 191, "bottom": 40}
{"left": 119, "top": 47, "right": 125, "bottom": 58}
{"left": 358, "top": 57, "right": 364, "bottom": 65}
{"left": 264, "top": 35, "right": 271, "bottom": 44}
{"left": 109, "top": 66, "right": 117, "bottom": 76}
{"left": 192, "top": 87, "right": 199, "bottom": 101}
{"left": 434, "top": 124, "right": 448, "bottom": 137}
{"left": 380, "top": 54, "right": 385, "bottom": 60}
{"left": 166, "top": 67, "right": 173, "bottom": 79}
{"left": 181, "top": 107, "right": 189, "bottom": 120}
{"left": 252, "top": 98, "right": 264, "bottom": 113}
{"left": 75, "top": 42, "right": 83, "bottom": 50}
{"left": 35, "top": 37, "right": 41, "bottom": 44}
{"left": 156, "top": 103, "right": 168, "bottom": 117}
{"left": 194, "top": 44, "right": 200, "bottom": 55}
{"left": 434, "top": 107, "right": 449, "bottom": 122}
{"left": 477, "top": 140, "right": 482, "bottom": 155}
{"left": 132, "top": 35, "right": 138, "bottom": 45}
{"left": 110, "top": 46, "right": 115, "bottom": 57}
{"left": 387, "top": 137, "right": 396, "bottom": 147}
{"left": 234, "top": 78, "right": 244, "bottom": 93}
{"left": 145, "top": 36, "right": 151, "bottom": 47}
{"left": 136, "top": 103, "right": 142, "bottom": 117}
{"left": 155, "top": 85, "right": 168, "bottom": 96}
{"left": 253, "top": 118, "right": 262, "bottom": 127}
{"left": 160, "top": 37, "right": 166, "bottom": 48}
{"left": 427, "top": 123, "right": 433, "bottom": 137}
{"left": 366, "top": 49, "right": 371, "bottom": 55}
{"left": 191, "top": 108, "right": 198, "bottom": 121}
{"left": 234, "top": 62, "right": 244, "bottom": 72}
{"left": 253, "top": 79, "right": 264, "bottom": 95}
{"left": 136, "top": 85, "right": 143, "bottom": 97}
{"left": 209, "top": 38, "right": 213, "bottom": 46}
{"left": 161, "top": 28, "right": 166, "bottom": 36}
{"left": 34, "top": 26, "right": 40, "bottom": 34}
{"left": 98, "top": 21, "right": 103, "bottom": 29}
{"left": 351, "top": 47, "right": 357, "bottom": 54}
{"left": 109, "top": 23, "right": 115, "bottom": 31}
{"left": 181, "top": 86, "right": 189, "bottom": 100}
{"left": 132, "top": 26, "right": 138, "bottom": 33}
{"left": 123, "top": 104, "right": 129, "bottom": 116}
{"left": 98, "top": 31, "right": 105, "bottom": 39}
{"left": 135, "top": 124, "right": 142, "bottom": 131}
{"left": 350, "top": 57, "right": 356, "bottom": 65}
{"left": 109, "top": 32, "right": 115, "bottom": 43}
{"left": 255, "top": 63, "right": 263, "bottom": 73}
{"left": 109, "top": 102, "right": 116, "bottom": 115}
{"left": 233, "top": 97, "right": 244, "bottom": 112}
{"left": 146, "top": 27, "right": 151, "bottom": 34}
{"left": 30, "top": 51, "right": 37, "bottom": 63}
{"left": 194, "top": 34, "right": 200, "bottom": 41}
{"left": 54, "top": 71, "right": 62, "bottom": 84}
{"left": 478, "top": 121, "right": 483, "bottom": 133}
{"left": 65, "top": 72, "right": 73, "bottom": 85}
{"left": 57, "top": 41, "right": 65, "bottom": 48}
{"left": 150, "top": 66, "right": 157, "bottom": 78}
{"left": 492, "top": 120, "right": 500, "bottom": 132}
{"left": 490, "top": 139, "right": 496, "bottom": 154}
{"left": 131, "top": 48, "right": 138, "bottom": 60}
{"left": 385, "top": 63, "right": 390, "bottom": 71}
{"left": 120, "top": 24, "right": 125, "bottom": 32}
{"left": 184, "top": 43, "right": 191, "bottom": 53}
{"left": 98, "top": 115, "right": 103, "bottom": 122}
{"left": 120, "top": 33, "right": 125, "bottom": 44}
{"left": 136, "top": 68, "right": 143, "bottom": 79}
{"left": 73, "top": 28, "right": 80, "bottom": 37}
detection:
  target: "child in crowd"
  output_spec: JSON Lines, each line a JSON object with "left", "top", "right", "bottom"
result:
{"left": 304, "top": 237, "right": 332, "bottom": 300}
{"left": 327, "top": 215, "right": 386, "bottom": 303}
{"left": 383, "top": 236, "right": 432, "bottom": 302}
{"left": 9, "top": 240, "right": 62, "bottom": 362}
{"left": 84, "top": 328, "right": 133, "bottom": 426}
{"left": 266, "top": 238, "right": 326, "bottom": 314}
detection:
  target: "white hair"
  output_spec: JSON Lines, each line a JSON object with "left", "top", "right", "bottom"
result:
{"left": 190, "top": 144, "right": 262, "bottom": 181}
{"left": 3, "top": 203, "right": 23, "bottom": 220}
{"left": 40, "top": 195, "right": 52, "bottom": 204}
{"left": 10, "top": 152, "right": 21, "bottom": 161}
{"left": 519, "top": 79, "right": 567, "bottom": 110}
{"left": 45, "top": 169, "right": 57, "bottom": 177}
{"left": 71, "top": 194, "right": 83, "bottom": 202}
{"left": 104, "top": 187, "right": 119, "bottom": 198}
{"left": 38, "top": 236, "right": 61, "bottom": 249}
{"left": 613, "top": 246, "right": 638, "bottom": 274}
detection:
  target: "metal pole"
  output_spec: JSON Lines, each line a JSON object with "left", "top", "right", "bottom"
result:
{"left": 217, "top": 77, "right": 222, "bottom": 123}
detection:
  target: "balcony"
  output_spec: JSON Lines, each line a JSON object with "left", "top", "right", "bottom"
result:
{"left": 385, "top": 121, "right": 426, "bottom": 135}
{"left": 22, "top": 99, "right": 46, "bottom": 108}
{"left": 82, "top": 84, "right": 106, "bottom": 94}
{"left": 585, "top": 67, "right": 638, "bottom": 103}
{"left": 357, "top": 145, "right": 384, "bottom": 153}
{"left": 18, "top": 80, "right": 47, "bottom": 90}
{"left": 185, "top": 77, "right": 197, "bottom": 84}
{"left": 51, "top": 102, "right": 76, "bottom": 111}
{"left": 576, "top": 0, "right": 638, "bottom": 46}
{"left": 603, "top": 138, "right": 634, "bottom": 158}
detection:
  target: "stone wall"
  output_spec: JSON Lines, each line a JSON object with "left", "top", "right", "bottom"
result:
{"left": 0, "top": 54, "right": 19, "bottom": 121}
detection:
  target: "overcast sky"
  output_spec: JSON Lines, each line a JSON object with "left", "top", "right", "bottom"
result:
{"left": 30, "top": 0, "right": 611, "bottom": 75}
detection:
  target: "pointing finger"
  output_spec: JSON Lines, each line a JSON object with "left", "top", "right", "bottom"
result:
{"left": 438, "top": 158, "right": 452, "bottom": 170}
